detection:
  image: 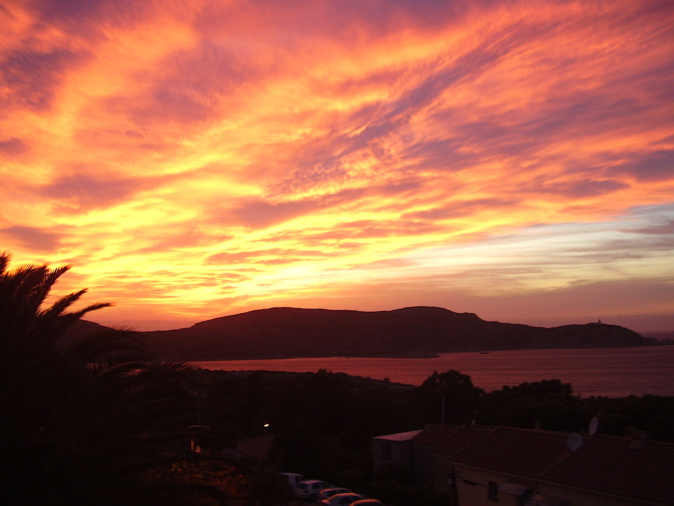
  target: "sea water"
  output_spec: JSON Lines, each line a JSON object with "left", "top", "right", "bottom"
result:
{"left": 192, "top": 345, "right": 674, "bottom": 398}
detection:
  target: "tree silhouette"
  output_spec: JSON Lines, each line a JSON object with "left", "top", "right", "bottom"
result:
{"left": 0, "top": 253, "right": 109, "bottom": 351}
{"left": 0, "top": 254, "right": 109, "bottom": 441}
{"left": 0, "top": 253, "right": 256, "bottom": 505}
{"left": 415, "top": 370, "right": 485, "bottom": 424}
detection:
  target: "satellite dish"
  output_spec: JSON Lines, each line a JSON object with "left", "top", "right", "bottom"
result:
{"left": 589, "top": 417, "right": 599, "bottom": 435}
{"left": 567, "top": 432, "right": 583, "bottom": 452}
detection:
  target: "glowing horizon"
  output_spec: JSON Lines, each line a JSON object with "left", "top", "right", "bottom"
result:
{"left": 1, "top": 0, "right": 673, "bottom": 331}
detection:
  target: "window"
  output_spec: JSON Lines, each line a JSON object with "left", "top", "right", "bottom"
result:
{"left": 488, "top": 481, "right": 499, "bottom": 502}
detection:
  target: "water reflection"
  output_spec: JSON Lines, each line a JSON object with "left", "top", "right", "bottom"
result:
{"left": 192, "top": 345, "right": 674, "bottom": 398}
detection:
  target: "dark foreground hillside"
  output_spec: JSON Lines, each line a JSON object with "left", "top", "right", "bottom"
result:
{"left": 132, "top": 306, "right": 655, "bottom": 361}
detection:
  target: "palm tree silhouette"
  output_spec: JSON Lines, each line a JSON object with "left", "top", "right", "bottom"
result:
{"left": 0, "top": 253, "right": 241, "bottom": 505}
{"left": 0, "top": 253, "right": 148, "bottom": 502}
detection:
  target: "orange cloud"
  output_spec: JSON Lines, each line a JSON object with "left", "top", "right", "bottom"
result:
{"left": 1, "top": 0, "right": 673, "bottom": 330}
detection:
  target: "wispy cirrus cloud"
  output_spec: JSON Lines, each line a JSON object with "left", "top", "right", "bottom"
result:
{"left": 0, "top": 225, "right": 65, "bottom": 252}
{"left": 0, "top": 0, "right": 672, "bottom": 329}
{"left": 40, "top": 171, "right": 145, "bottom": 210}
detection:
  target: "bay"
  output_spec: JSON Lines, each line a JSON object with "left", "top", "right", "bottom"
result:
{"left": 192, "top": 345, "right": 674, "bottom": 398}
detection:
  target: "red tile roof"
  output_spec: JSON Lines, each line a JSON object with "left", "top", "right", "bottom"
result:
{"left": 412, "top": 423, "right": 459, "bottom": 445}
{"left": 541, "top": 434, "right": 674, "bottom": 505}
{"left": 433, "top": 426, "right": 493, "bottom": 455}
{"left": 448, "top": 426, "right": 579, "bottom": 477}
{"left": 411, "top": 424, "right": 674, "bottom": 505}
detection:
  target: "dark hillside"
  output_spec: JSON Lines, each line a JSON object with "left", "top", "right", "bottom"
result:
{"left": 127, "top": 306, "right": 655, "bottom": 361}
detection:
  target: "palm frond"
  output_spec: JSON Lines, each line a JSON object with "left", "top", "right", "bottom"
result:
{"left": 0, "top": 252, "right": 8, "bottom": 275}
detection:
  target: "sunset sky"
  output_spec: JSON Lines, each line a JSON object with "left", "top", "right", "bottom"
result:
{"left": 1, "top": 0, "right": 673, "bottom": 332}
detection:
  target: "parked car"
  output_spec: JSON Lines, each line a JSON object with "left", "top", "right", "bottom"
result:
{"left": 319, "top": 487, "right": 352, "bottom": 500}
{"left": 321, "top": 492, "right": 366, "bottom": 505}
{"left": 281, "top": 472, "right": 304, "bottom": 489}
{"left": 294, "top": 480, "right": 332, "bottom": 501}
{"left": 351, "top": 500, "right": 385, "bottom": 506}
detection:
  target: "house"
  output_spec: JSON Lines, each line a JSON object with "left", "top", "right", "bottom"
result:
{"left": 374, "top": 424, "right": 674, "bottom": 505}
{"left": 412, "top": 423, "right": 491, "bottom": 488}
{"left": 372, "top": 429, "right": 421, "bottom": 478}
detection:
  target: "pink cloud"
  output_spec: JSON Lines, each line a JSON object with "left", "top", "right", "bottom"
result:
{"left": 0, "top": 48, "right": 91, "bottom": 112}
{"left": 40, "top": 172, "right": 146, "bottom": 211}
{"left": 1, "top": 0, "right": 673, "bottom": 329}
{"left": 0, "top": 225, "right": 65, "bottom": 252}
{"left": 0, "top": 137, "right": 28, "bottom": 157}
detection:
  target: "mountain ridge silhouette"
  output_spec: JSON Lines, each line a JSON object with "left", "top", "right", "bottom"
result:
{"left": 75, "top": 306, "right": 658, "bottom": 361}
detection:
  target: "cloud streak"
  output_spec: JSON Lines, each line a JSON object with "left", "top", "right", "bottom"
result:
{"left": 1, "top": 0, "right": 672, "bottom": 330}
